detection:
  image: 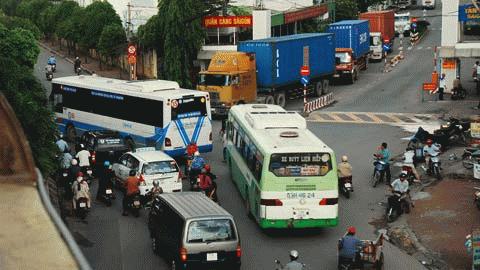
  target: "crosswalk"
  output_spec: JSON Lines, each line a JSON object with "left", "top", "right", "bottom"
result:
{"left": 307, "top": 111, "right": 440, "bottom": 125}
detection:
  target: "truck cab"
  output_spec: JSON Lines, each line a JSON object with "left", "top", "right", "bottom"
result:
{"left": 395, "top": 12, "right": 411, "bottom": 36}
{"left": 369, "top": 32, "right": 383, "bottom": 61}
{"left": 334, "top": 48, "right": 357, "bottom": 83}
{"left": 397, "top": 0, "right": 411, "bottom": 9}
{"left": 197, "top": 52, "right": 257, "bottom": 116}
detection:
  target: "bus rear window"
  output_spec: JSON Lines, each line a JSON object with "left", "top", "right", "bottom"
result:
{"left": 171, "top": 96, "right": 208, "bottom": 120}
{"left": 269, "top": 153, "right": 332, "bottom": 177}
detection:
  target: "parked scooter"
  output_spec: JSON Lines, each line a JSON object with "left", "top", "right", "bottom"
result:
{"left": 462, "top": 147, "right": 480, "bottom": 169}
{"left": 386, "top": 191, "right": 410, "bottom": 223}
{"left": 371, "top": 156, "right": 386, "bottom": 188}
{"left": 339, "top": 176, "right": 353, "bottom": 198}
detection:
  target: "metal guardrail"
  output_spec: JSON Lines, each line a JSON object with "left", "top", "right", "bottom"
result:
{"left": 36, "top": 168, "right": 92, "bottom": 270}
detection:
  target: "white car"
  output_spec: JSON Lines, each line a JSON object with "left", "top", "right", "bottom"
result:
{"left": 112, "top": 147, "right": 182, "bottom": 195}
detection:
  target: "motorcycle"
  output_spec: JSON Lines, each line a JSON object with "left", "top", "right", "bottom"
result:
{"left": 339, "top": 176, "right": 353, "bottom": 198}
{"left": 371, "top": 156, "right": 386, "bottom": 188}
{"left": 51, "top": 63, "right": 56, "bottom": 72}
{"left": 386, "top": 191, "right": 410, "bottom": 223}
{"left": 46, "top": 71, "right": 53, "bottom": 81}
{"left": 82, "top": 166, "right": 94, "bottom": 185}
{"left": 101, "top": 187, "right": 113, "bottom": 207}
{"left": 475, "top": 187, "right": 480, "bottom": 210}
{"left": 75, "top": 67, "right": 82, "bottom": 75}
{"left": 274, "top": 259, "right": 306, "bottom": 270}
{"left": 75, "top": 197, "right": 89, "bottom": 220}
{"left": 127, "top": 194, "right": 142, "bottom": 217}
{"left": 437, "top": 117, "right": 470, "bottom": 146}
{"left": 451, "top": 86, "right": 467, "bottom": 100}
{"left": 462, "top": 147, "right": 480, "bottom": 169}
{"left": 426, "top": 155, "right": 442, "bottom": 180}
{"left": 58, "top": 168, "right": 70, "bottom": 188}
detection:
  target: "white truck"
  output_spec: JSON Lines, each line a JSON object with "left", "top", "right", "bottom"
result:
{"left": 422, "top": 0, "right": 435, "bottom": 9}
{"left": 395, "top": 12, "right": 411, "bottom": 36}
{"left": 369, "top": 33, "right": 383, "bottom": 61}
{"left": 397, "top": 0, "right": 412, "bottom": 9}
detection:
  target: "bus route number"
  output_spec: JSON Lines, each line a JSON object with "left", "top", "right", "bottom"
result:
{"left": 287, "top": 192, "right": 315, "bottom": 199}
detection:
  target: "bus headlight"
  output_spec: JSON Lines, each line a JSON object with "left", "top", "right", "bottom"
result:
{"left": 321, "top": 154, "right": 330, "bottom": 162}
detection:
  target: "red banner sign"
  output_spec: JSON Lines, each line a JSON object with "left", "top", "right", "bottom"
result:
{"left": 422, "top": 82, "right": 437, "bottom": 91}
{"left": 203, "top": 16, "right": 253, "bottom": 28}
{"left": 284, "top": 4, "right": 328, "bottom": 24}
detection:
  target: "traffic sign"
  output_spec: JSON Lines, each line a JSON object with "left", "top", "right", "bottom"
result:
{"left": 300, "top": 76, "right": 309, "bottom": 85}
{"left": 300, "top": 66, "right": 310, "bottom": 76}
{"left": 411, "top": 23, "right": 417, "bottom": 29}
{"left": 128, "top": 44, "right": 136, "bottom": 56}
{"left": 128, "top": 55, "right": 136, "bottom": 65}
{"left": 383, "top": 44, "right": 390, "bottom": 51}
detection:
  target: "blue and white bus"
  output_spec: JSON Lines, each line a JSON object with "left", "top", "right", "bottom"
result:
{"left": 51, "top": 76, "right": 213, "bottom": 157}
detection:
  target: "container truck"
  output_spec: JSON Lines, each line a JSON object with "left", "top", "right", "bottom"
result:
{"left": 360, "top": 10, "right": 395, "bottom": 61}
{"left": 197, "top": 33, "right": 335, "bottom": 115}
{"left": 328, "top": 20, "right": 370, "bottom": 84}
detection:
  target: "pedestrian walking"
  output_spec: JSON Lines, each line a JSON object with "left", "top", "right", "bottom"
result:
{"left": 438, "top": 73, "right": 446, "bottom": 101}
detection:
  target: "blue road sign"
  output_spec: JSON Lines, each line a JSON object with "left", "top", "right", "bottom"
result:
{"left": 301, "top": 76, "right": 309, "bottom": 85}
{"left": 383, "top": 44, "right": 390, "bottom": 51}
{"left": 412, "top": 23, "right": 417, "bottom": 29}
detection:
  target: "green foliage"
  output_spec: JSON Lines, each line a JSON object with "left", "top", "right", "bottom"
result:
{"left": 56, "top": 5, "right": 83, "bottom": 44}
{"left": 80, "top": 1, "right": 122, "bottom": 50}
{"left": 229, "top": 6, "right": 251, "bottom": 16}
{"left": 98, "top": 24, "right": 127, "bottom": 59}
{"left": 158, "top": 0, "right": 206, "bottom": 88}
{"left": 0, "top": 26, "right": 39, "bottom": 68}
{"left": 38, "top": 5, "right": 58, "bottom": 38}
{"left": 0, "top": 23, "right": 57, "bottom": 175}
{"left": 16, "top": 0, "right": 51, "bottom": 26}
{"left": 335, "top": 0, "right": 359, "bottom": 21}
{"left": 0, "top": 14, "right": 41, "bottom": 39}
{"left": 137, "top": 15, "right": 162, "bottom": 50}
{"left": 0, "top": 0, "right": 20, "bottom": 16}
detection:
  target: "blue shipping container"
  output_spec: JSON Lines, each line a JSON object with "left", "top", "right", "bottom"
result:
{"left": 237, "top": 33, "right": 335, "bottom": 89}
{"left": 327, "top": 20, "right": 370, "bottom": 59}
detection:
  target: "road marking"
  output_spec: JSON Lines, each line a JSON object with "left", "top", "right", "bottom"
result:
{"left": 408, "top": 47, "right": 413, "bottom": 50}
{"left": 417, "top": 46, "right": 424, "bottom": 50}
{"left": 427, "top": 46, "right": 432, "bottom": 50}
{"left": 307, "top": 111, "right": 441, "bottom": 126}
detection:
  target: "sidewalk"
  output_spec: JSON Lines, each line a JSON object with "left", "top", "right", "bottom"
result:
{"left": 39, "top": 39, "right": 128, "bottom": 79}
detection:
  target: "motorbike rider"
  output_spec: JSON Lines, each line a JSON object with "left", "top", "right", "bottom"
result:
{"left": 374, "top": 142, "right": 391, "bottom": 184}
{"left": 72, "top": 172, "right": 91, "bottom": 210}
{"left": 423, "top": 139, "right": 440, "bottom": 172}
{"left": 60, "top": 148, "right": 73, "bottom": 170}
{"left": 122, "top": 170, "right": 142, "bottom": 216}
{"left": 75, "top": 144, "right": 91, "bottom": 172}
{"left": 55, "top": 133, "right": 69, "bottom": 153}
{"left": 190, "top": 151, "right": 205, "bottom": 183}
{"left": 402, "top": 148, "right": 420, "bottom": 182}
{"left": 185, "top": 142, "right": 198, "bottom": 175}
{"left": 74, "top": 56, "right": 81, "bottom": 72}
{"left": 198, "top": 168, "right": 213, "bottom": 194}
{"left": 283, "top": 250, "right": 304, "bottom": 270}
{"left": 45, "top": 63, "right": 53, "bottom": 76}
{"left": 389, "top": 172, "right": 410, "bottom": 214}
{"left": 338, "top": 226, "right": 364, "bottom": 265}
{"left": 47, "top": 55, "right": 56, "bottom": 66}
{"left": 452, "top": 76, "right": 465, "bottom": 97}
{"left": 96, "top": 161, "right": 114, "bottom": 200}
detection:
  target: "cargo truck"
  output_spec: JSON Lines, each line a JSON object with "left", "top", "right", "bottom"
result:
{"left": 422, "top": 0, "right": 435, "bottom": 9}
{"left": 197, "top": 33, "right": 335, "bottom": 115}
{"left": 328, "top": 20, "right": 370, "bottom": 84}
{"left": 360, "top": 10, "right": 395, "bottom": 61}
{"left": 395, "top": 12, "right": 411, "bottom": 36}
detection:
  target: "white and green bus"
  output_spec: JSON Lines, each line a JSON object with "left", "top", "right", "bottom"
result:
{"left": 225, "top": 104, "right": 338, "bottom": 229}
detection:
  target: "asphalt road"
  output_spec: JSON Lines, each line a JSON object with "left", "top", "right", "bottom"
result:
{"left": 32, "top": 7, "right": 450, "bottom": 270}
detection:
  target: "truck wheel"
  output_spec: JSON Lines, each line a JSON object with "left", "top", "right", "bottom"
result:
{"left": 362, "top": 58, "right": 368, "bottom": 70}
{"left": 315, "top": 81, "right": 323, "bottom": 97}
{"left": 322, "top": 80, "right": 330, "bottom": 95}
{"left": 274, "top": 92, "right": 286, "bottom": 107}
{"left": 265, "top": 95, "right": 274, "bottom": 104}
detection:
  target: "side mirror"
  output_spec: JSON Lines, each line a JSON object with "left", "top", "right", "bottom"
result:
{"left": 335, "top": 57, "right": 341, "bottom": 64}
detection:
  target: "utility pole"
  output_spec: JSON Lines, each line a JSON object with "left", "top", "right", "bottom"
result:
{"left": 127, "top": 2, "right": 132, "bottom": 40}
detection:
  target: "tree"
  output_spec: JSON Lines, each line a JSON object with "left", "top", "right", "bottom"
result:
{"left": 335, "top": 0, "right": 359, "bottom": 21}
{"left": 137, "top": 15, "right": 162, "bottom": 51}
{"left": 98, "top": 24, "right": 127, "bottom": 66}
{"left": 0, "top": 14, "right": 41, "bottom": 39}
{"left": 358, "top": 0, "right": 385, "bottom": 13}
{"left": 0, "top": 26, "right": 39, "bottom": 68}
{"left": 0, "top": 0, "right": 21, "bottom": 16}
{"left": 16, "top": 0, "right": 51, "bottom": 26}
{"left": 38, "top": 5, "right": 58, "bottom": 39}
{"left": 0, "top": 23, "right": 58, "bottom": 175}
{"left": 56, "top": 5, "right": 84, "bottom": 55}
{"left": 157, "top": 0, "right": 206, "bottom": 88}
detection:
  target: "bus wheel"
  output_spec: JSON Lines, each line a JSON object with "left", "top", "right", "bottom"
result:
{"left": 274, "top": 92, "right": 286, "bottom": 107}
{"left": 66, "top": 124, "right": 76, "bottom": 143}
{"left": 125, "top": 138, "right": 135, "bottom": 151}
{"left": 265, "top": 95, "right": 274, "bottom": 104}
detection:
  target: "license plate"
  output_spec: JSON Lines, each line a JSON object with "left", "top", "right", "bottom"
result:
{"left": 333, "top": 74, "right": 340, "bottom": 78}
{"left": 211, "top": 108, "right": 216, "bottom": 112}
{"left": 79, "top": 202, "right": 86, "bottom": 208}
{"left": 62, "top": 173, "right": 68, "bottom": 177}
{"left": 345, "top": 183, "right": 352, "bottom": 188}
{"left": 206, "top": 253, "right": 218, "bottom": 261}
{"left": 106, "top": 189, "right": 112, "bottom": 194}
{"left": 133, "top": 200, "right": 140, "bottom": 206}
{"left": 293, "top": 209, "right": 308, "bottom": 219}
{"left": 87, "top": 170, "right": 92, "bottom": 175}
{"left": 286, "top": 192, "right": 315, "bottom": 199}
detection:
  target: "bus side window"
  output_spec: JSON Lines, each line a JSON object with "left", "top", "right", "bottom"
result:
{"left": 53, "top": 94, "right": 63, "bottom": 113}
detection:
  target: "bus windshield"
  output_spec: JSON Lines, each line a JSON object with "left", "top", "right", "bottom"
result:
{"left": 269, "top": 153, "right": 332, "bottom": 177}
{"left": 171, "top": 96, "right": 208, "bottom": 120}
{"left": 199, "top": 74, "right": 230, "bottom": 86}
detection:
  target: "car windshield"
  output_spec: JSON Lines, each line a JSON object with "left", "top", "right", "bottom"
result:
{"left": 370, "top": 36, "right": 381, "bottom": 46}
{"left": 335, "top": 53, "right": 351, "bottom": 64}
{"left": 142, "top": 161, "right": 178, "bottom": 175}
{"left": 199, "top": 74, "right": 230, "bottom": 86}
{"left": 187, "top": 219, "right": 236, "bottom": 243}
{"left": 395, "top": 16, "right": 409, "bottom": 22}
{"left": 269, "top": 153, "right": 332, "bottom": 177}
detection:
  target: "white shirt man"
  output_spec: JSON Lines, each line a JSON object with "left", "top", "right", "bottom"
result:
{"left": 391, "top": 177, "right": 409, "bottom": 193}
{"left": 76, "top": 149, "right": 91, "bottom": 167}
{"left": 403, "top": 150, "right": 420, "bottom": 181}
{"left": 423, "top": 144, "right": 440, "bottom": 157}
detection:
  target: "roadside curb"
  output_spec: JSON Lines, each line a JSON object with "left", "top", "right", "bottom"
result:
{"left": 38, "top": 42, "right": 93, "bottom": 75}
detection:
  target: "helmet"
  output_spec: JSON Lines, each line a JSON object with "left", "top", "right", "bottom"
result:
{"left": 79, "top": 143, "right": 85, "bottom": 149}
{"left": 129, "top": 170, "right": 137, "bottom": 176}
{"left": 77, "top": 172, "right": 83, "bottom": 177}
{"left": 341, "top": 155, "right": 348, "bottom": 162}
{"left": 204, "top": 164, "right": 211, "bottom": 172}
{"left": 76, "top": 56, "right": 79, "bottom": 60}
{"left": 59, "top": 133, "right": 64, "bottom": 139}
{"left": 194, "top": 151, "right": 200, "bottom": 156}
{"left": 289, "top": 250, "right": 299, "bottom": 259}
{"left": 104, "top": 160, "right": 110, "bottom": 167}
{"left": 153, "top": 180, "right": 159, "bottom": 187}
{"left": 426, "top": 139, "right": 433, "bottom": 145}
{"left": 71, "top": 159, "right": 78, "bottom": 166}
{"left": 399, "top": 172, "right": 407, "bottom": 178}
{"left": 347, "top": 226, "right": 356, "bottom": 235}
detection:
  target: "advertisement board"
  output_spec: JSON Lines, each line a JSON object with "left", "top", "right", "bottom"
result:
{"left": 459, "top": 4, "right": 480, "bottom": 22}
{"left": 203, "top": 16, "right": 253, "bottom": 28}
